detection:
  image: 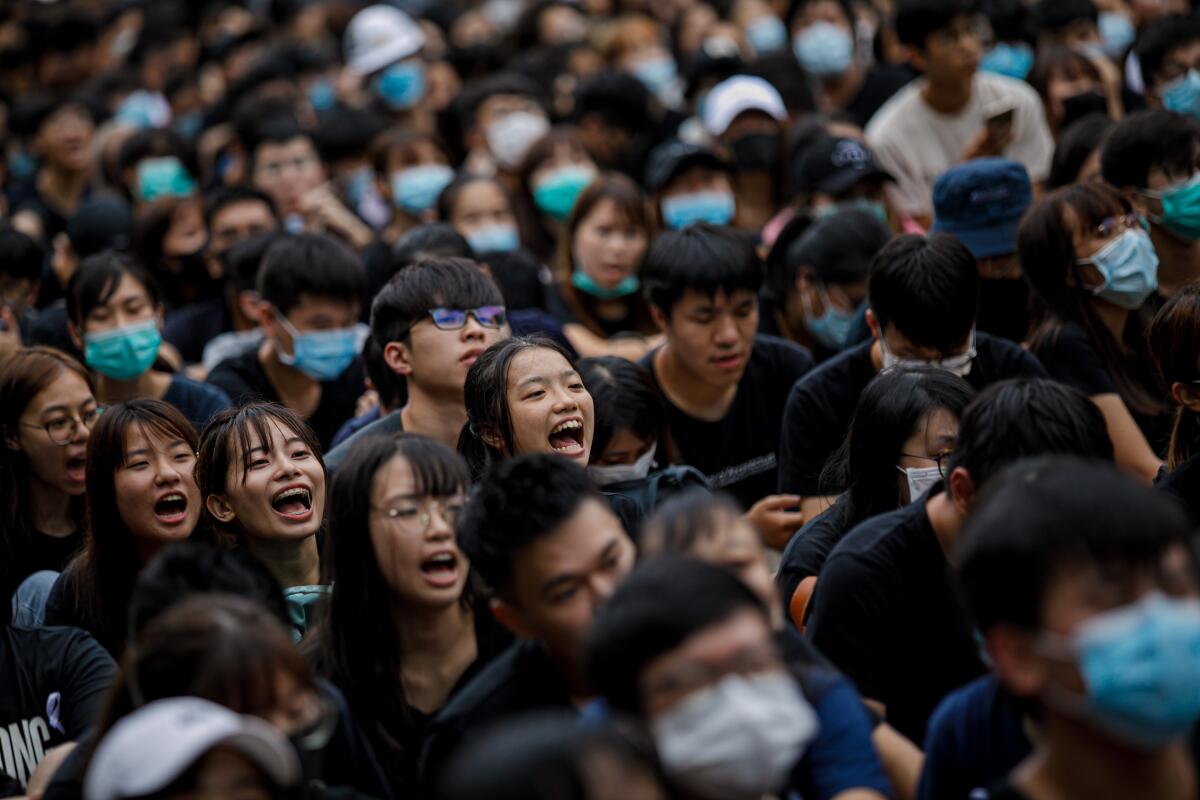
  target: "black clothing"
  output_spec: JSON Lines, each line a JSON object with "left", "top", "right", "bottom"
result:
{"left": 806, "top": 486, "right": 985, "bottom": 743}
{"left": 162, "top": 297, "right": 232, "bottom": 365}
{"left": 0, "top": 528, "right": 81, "bottom": 624}
{"left": 0, "top": 625, "right": 115, "bottom": 790}
{"left": 420, "top": 639, "right": 573, "bottom": 787}
{"left": 1158, "top": 453, "right": 1200, "bottom": 525}
{"left": 43, "top": 565, "right": 128, "bottom": 659}
{"left": 162, "top": 374, "right": 230, "bottom": 432}
{"left": 641, "top": 335, "right": 814, "bottom": 510}
{"left": 545, "top": 283, "right": 653, "bottom": 339}
{"left": 779, "top": 333, "right": 1046, "bottom": 496}
{"left": 206, "top": 348, "right": 365, "bottom": 451}
{"left": 777, "top": 497, "right": 854, "bottom": 609}
{"left": 846, "top": 65, "right": 917, "bottom": 128}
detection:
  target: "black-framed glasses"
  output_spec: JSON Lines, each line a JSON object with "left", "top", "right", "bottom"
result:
{"left": 899, "top": 450, "right": 953, "bottom": 477}
{"left": 400, "top": 306, "right": 507, "bottom": 338}
{"left": 22, "top": 407, "right": 102, "bottom": 445}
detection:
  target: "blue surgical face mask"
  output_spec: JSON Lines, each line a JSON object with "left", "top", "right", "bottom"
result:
{"left": 572, "top": 270, "right": 640, "bottom": 300}
{"left": 467, "top": 223, "right": 520, "bottom": 254}
{"left": 1161, "top": 69, "right": 1200, "bottom": 121}
{"left": 308, "top": 78, "right": 336, "bottom": 111}
{"left": 801, "top": 285, "right": 856, "bottom": 351}
{"left": 818, "top": 198, "right": 888, "bottom": 225}
{"left": 276, "top": 314, "right": 359, "bottom": 381}
{"left": 980, "top": 41, "right": 1034, "bottom": 81}
{"left": 136, "top": 157, "right": 196, "bottom": 203}
{"left": 1098, "top": 12, "right": 1136, "bottom": 58}
{"left": 343, "top": 165, "right": 374, "bottom": 208}
{"left": 746, "top": 16, "right": 788, "bottom": 55}
{"left": 792, "top": 21, "right": 854, "bottom": 77}
{"left": 661, "top": 191, "right": 736, "bottom": 229}
{"left": 374, "top": 61, "right": 425, "bottom": 110}
{"left": 391, "top": 164, "right": 454, "bottom": 214}
{"left": 1041, "top": 593, "right": 1200, "bottom": 750}
{"left": 84, "top": 319, "right": 162, "bottom": 381}
{"left": 1078, "top": 228, "right": 1159, "bottom": 310}
{"left": 633, "top": 56, "right": 678, "bottom": 96}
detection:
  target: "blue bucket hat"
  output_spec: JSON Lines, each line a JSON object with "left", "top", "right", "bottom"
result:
{"left": 932, "top": 158, "right": 1033, "bottom": 259}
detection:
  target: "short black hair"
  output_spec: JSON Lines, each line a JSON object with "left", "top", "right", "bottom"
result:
{"left": 1047, "top": 113, "right": 1113, "bottom": 190}
{"left": 455, "top": 72, "right": 546, "bottom": 134}
{"left": 246, "top": 116, "right": 315, "bottom": 172}
{"left": 578, "top": 357, "right": 665, "bottom": 461}
{"left": 128, "top": 542, "right": 291, "bottom": 637}
{"left": 0, "top": 226, "right": 45, "bottom": 283}
{"left": 67, "top": 250, "right": 160, "bottom": 326}
{"left": 957, "top": 457, "right": 1196, "bottom": 632}
{"left": 946, "top": 378, "right": 1113, "bottom": 499}
{"left": 895, "top": 0, "right": 979, "bottom": 50}
{"left": 392, "top": 224, "right": 474, "bottom": 268}
{"left": 766, "top": 209, "right": 891, "bottom": 305}
{"left": 370, "top": 257, "right": 504, "bottom": 347}
{"left": 457, "top": 454, "right": 602, "bottom": 594}
{"left": 584, "top": 556, "right": 767, "bottom": 713}
{"left": 313, "top": 106, "right": 389, "bottom": 164}
{"left": 570, "top": 70, "right": 655, "bottom": 135}
{"left": 1135, "top": 14, "right": 1200, "bottom": 90}
{"left": 1034, "top": 0, "right": 1097, "bottom": 33}
{"left": 1100, "top": 109, "right": 1200, "bottom": 190}
{"left": 115, "top": 127, "right": 196, "bottom": 179}
{"left": 257, "top": 234, "right": 365, "bottom": 316}
{"left": 223, "top": 231, "right": 283, "bottom": 294}
{"left": 868, "top": 233, "right": 978, "bottom": 352}
{"left": 642, "top": 224, "right": 763, "bottom": 316}
{"left": 203, "top": 185, "right": 278, "bottom": 230}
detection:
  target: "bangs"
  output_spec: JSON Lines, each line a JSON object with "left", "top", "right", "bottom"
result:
{"left": 1060, "top": 181, "right": 1131, "bottom": 232}
{"left": 122, "top": 417, "right": 194, "bottom": 465}
{"left": 224, "top": 404, "right": 323, "bottom": 483}
{"left": 403, "top": 440, "right": 471, "bottom": 498}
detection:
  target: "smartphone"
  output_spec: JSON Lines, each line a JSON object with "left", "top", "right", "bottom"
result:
{"left": 984, "top": 99, "right": 1016, "bottom": 141}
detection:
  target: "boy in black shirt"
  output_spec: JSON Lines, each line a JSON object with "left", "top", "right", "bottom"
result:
{"left": 639, "top": 224, "right": 813, "bottom": 548}
{"left": 206, "top": 234, "right": 365, "bottom": 450}
{"left": 422, "top": 455, "right": 636, "bottom": 785}
{"left": 957, "top": 458, "right": 1200, "bottom": 800}
{"left": 806, "top": 379, "right": 1113, "bottom": 744}
{"left": 778, "top": 233, "right": 1045, "bottom": 517}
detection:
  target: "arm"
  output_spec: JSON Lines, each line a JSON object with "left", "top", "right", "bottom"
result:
{"left": 799, "top": 677, "right": 893, "bottom": 800}
{"left": 874, "top": 723, "right": 923, "bottom": 800}
{"left": 561, "top": 323, "right": 663, "bottom": 362}
{"left": 1091, "top": 393, "right": 1162, "bottom": 484}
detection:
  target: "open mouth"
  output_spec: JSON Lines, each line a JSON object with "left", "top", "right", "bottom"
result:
{"left": 548, "top": 419, "right": 585, "bottom": 456}
{"left": 154, "top": 492, "right": 189, "bottom": 523}
{"left": 66, "top": 455, "right": 86, "bottom": 483}
{"left": 711, "top": 352, "right": 743, "bottom": 370}
{"left": 271, "top": 486, "right": 313, "bottom": 519}
{"left": 420, "top": 552, "right": 460, "bottom": 587}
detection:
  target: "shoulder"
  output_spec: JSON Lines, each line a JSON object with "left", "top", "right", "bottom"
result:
{"left": 975, "top": 71, "right": 1044, "bottom": 106}
{"left": 865, "top": 80, "right": 924, "bottom": 139}
{"left": 788, "top": 340, "right": 872, "bottom": 402}
{"left": 169, "top": 374, "right": 231, "bottom": 404}
{"left": 975, "top": 332, "right": 1047, "bottom": 376}
{"left": 323, "top": 411, "right": 405, "bottom": 474}
{"left": 751, "top": 334, "right": 814, "bottom": 374}
{"left": 433, "top": 641, "right": 563, "bottom": 728}
{"left": 826, "top": 503, "right": 918, "bottom": 566}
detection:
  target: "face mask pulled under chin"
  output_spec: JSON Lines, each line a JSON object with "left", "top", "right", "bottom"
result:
{"left": 587, "top": 445, "right": 656, "bottom": 486}
{"left": 651, "top": 672, "right": 818, "bottom": 800}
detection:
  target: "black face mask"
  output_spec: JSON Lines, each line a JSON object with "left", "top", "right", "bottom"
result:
{"left": 162, "top": 247, "right": 219, "bottom": 308}
{"left": 977, "top": 277, "right": 1031, "bottom": 343}
{"left": 1060, "top": 90, "right": 1109, "bottom": 129}
{"left": 729, "top": 132, "right": 780, "bottom": 172}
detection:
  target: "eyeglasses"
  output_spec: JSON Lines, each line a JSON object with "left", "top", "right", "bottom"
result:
{"left": 400, "top": 306, "right": 507, "bottom": 339}
{"left": 371, "top": 497, "right": 465, "bottom": 534}
{"left": 21, "top": 407, "right": 102, "bottom": 445}
{"left": 898, "top": 450, "right": 953, "bottom": 478}
{"left": 1091, "top": 214, "right": 1143, "bottom": 241}
{"left": 880, "top": 329, "right": 977, "bottom": 374}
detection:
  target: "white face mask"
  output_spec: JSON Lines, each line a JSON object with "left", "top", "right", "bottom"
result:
{"left": 485, "top": 111, "right": 550, "bottom": 171}
{"left": 898, "top": 465, "right": 942, "bottom": 503}
{"left": 651, "top": 672, "right": 818, "bottom": 800}
{"left": 587, "top": 446, "right": 656, "bottom": 486}
{"left": 879, "top": 328, "right": 976, "bottom": 378}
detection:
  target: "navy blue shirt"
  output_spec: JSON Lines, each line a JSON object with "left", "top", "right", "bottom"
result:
{"left": 163, "top": 373, "right": 230, "bottom": 433}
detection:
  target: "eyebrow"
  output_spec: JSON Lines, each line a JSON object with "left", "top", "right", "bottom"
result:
{"left": 539, "top": 538, "right": 619, "bottom": 596}
{"left": 126, "top": 439, "right": 188, "bottom": 459}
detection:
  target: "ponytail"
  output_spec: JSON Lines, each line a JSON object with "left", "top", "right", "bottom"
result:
{"left": 1167, "top": 406, "right": 1200, "bottom": 471}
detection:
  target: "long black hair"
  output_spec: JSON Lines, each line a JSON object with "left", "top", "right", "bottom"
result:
{"left": 317, "top": 433, "right": 471, "bottom": 775}
{"left": 458, "top": 335, "right": 580, "bottom": 481}
{"left": 1149, "top": 284, "right": 1200, "bottom": 469}
{"left": 821, "top": 366, "right": 976, "bottom": 523}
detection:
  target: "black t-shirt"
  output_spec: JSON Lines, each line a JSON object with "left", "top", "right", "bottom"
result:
{"left": 0, "top": 625, "right": 114, "bottom": 790}
{"left": 0, "top": 528, "right": 81, "bottom": 625}
{"left": 1032, "top": 322, "right": 1171, "bottom": 456}
{"left": 162, "top": 297, "right": 232, "bottom": 365}
{"left": 420, "top": 639, "right": 573, "bottom": 787}
{"left": 44, "top": 565, "right": 129, "bottom": 659}
{"left": 545, "top": 283, "right": 651, "bottom": 339}
{"left": 206, "top": 348, "right": 366, "bottom": 451}
{"left": 779, "top": 332, "right": 1046, "bottom": 496}
{"left": 1157, "top": 454, "right": 1200, "bottom": 525}
{"left": 777, "top": 497, "right": 854, "bottom": 608}
{"left": 641, "top": 335, "right": 814, "bottom": 510}
{"left": 806, "top": 486, "right": 985, "bottom": 744}
{"left": 847, "top": 65, "right": 917, "bottom": 128}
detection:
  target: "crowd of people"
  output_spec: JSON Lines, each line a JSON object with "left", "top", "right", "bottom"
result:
{"left": 0, "top": 0, "right": 1200, "bottom": 797}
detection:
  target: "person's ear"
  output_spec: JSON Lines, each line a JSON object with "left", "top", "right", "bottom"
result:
{"left": 155, "top": 304, "right": 165, "bottom": 328}
{"left": 480, "top": 426, "right": 505, "bottom": 451}
{"left": 1172, "top": 381, "right": 1200, "bottom": 413}
{"left": 67, "top": 321, "right": 83, "bottom": 351}
{"left": 237, "top": 291, "right": 260, "bottom": 325}
{"left": 4, "top": 426, "right": 20, "bottom": 452}
{"left": 490, "top": 596, "right": 534, "bottom": 639}
{"left": 383, "top": 340, "right": 415, "bottom": 377}
{"left": 904, "top": 43, "right": 925, "bottom": 73}
{"left": 948, "top": 466, "right": 975, "bottom": 516}
{"left": 865, "top": 307, "right": 880, "bottom": 340}
{"left": 257, "top": 301, "right": 277, "bottom": 332}
{"left": 987, "top": 624, "right": 1050, "bottom": 698}
{"left": 205, "top": 493, "right": 237, "bottom": 525}
{"left": 205, "top": 252, "right": 223, "bottom": 281}
{"left": 649, "top": 303, "right": 669, "bottom": 332}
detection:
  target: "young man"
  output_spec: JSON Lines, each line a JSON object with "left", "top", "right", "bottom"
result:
{"left": 805, "top": 379, "right": 1114, "bottom": 745}
{"left": 322, "top": 257, "right": 511, "bottom": 472}
{"left": 585, "top": 557, "right": 890, "bottom": 800}
{"left": 571, "top": 69, "right": 658, "bottom": 182}
{"left": 0, "top": 226, "right": 44, "bottom": 350}
{"left": 931, "top": 158, "right": 1034, "bottom": 342}
{"left": 865, "top": 0, "right": 1053, "bottom": 225}
{"left": 206, "top": 233, "right": 365, "bottom": 450}
{"left": 9, "top": 94, "right": 95, "bottom": 245}
{"left": 645, "top": 139, "right": 737, "bottom": 230}
{"left": 1134, "top": 14, "right": 1200, "bottom": 118}
{"left": 422, "top": 455, "right": 636, "bottom": 782}
{"left": 1100, "top": 110, "right": 1200, "bottom": 302}
{"left": 452, "top": 72, "right": 550, "bottom": 181}
{"left": 792, "top": 135, "right": 896, "bottom": 227}
{"left": 954, "top": 458, "right": 1200, "bottom": 800}
{"left": 778, "top": 233, "right": 1045, "bottom": 514}
{"left": 639, "top": 224, "right": 813, "bottom": 548}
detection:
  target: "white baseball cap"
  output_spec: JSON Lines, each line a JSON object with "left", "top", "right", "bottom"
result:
{"left": 702, "top": 75, "right": 787, "bottom": 136}
{"left": 344, "top": 4, "right": 426, "bottom": 76}
{"left": 84, "top": 697, "right": 300, "bottom": 800}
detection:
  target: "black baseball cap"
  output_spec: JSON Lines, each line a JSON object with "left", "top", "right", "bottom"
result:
{"left": 793, "top": 136, "right": 893, "bottom": 196}
{"left": 66, "top": 193, "right": 133, "bottom": 259}
{"left": 644, "top": 139, "right": 730, "bottom": 193}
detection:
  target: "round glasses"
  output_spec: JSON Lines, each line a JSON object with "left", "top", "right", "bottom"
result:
{"left": 372, "top": 497, "right": 465, "bottom": 534}
{"left": 22, "top": 407, "right": 102, "bottom": 445}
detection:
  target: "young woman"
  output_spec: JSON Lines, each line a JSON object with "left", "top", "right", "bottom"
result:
{"left": 317, "top": 434, "right": 510, "bottom": 797}
{"left": 546, "top": 174, "right": 658, "bottom": 346}
{"left": 517, "top": 127, "right": 598, "bottom": 256}
{"left": 1018, "top": 181, "right": 1167, "bottom": 482}
{"left": 438, "top": 174, "right": 526, "bottom": 256}
{"left": 0, "top": 347, "right": 96, "bottom": 623}
{"left": 578, "top": 356, "right": 706, "bottom": 509}
{"left": 132, "top": 194, "right": 214, "bottom": 309}
{"left": 1149, "top": 284, "right": 1200, "bottom": 521}
{"left": 44, "top": 399, "right": 202, "bottom": 656}
{"left": 775, "top": 366, "right": 976, "bottom": 605}
{"left": 459, "top": 336, "right": 595, "bottom": 481}
{"left": 372, "top": 129, "right": 456, "bottom": 244}
{"left": 66, "top": 251, "right": 231, "bottom": 433}
{"left": 196, "top": 402, "right": 327, "bottom": 635}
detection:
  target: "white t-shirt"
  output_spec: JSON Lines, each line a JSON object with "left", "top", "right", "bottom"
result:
{"left": 865, "top": 72, "right": 1054, "bottom": 217}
